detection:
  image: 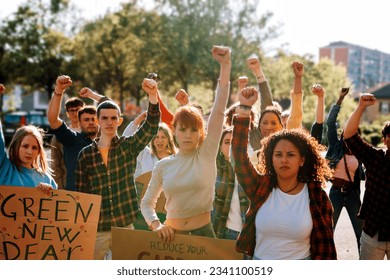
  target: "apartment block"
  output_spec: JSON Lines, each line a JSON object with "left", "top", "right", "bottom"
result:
{"left": 319, "top": 41, "right": 390, "bottom": 92}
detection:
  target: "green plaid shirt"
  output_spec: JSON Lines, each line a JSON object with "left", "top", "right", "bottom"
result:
{"left": 75, "top": 102, "right": 160, "bottom": 231}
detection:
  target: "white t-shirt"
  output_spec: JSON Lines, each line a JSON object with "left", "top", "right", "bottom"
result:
{"left": 226, "top": 178, "right": 243, "bottom": 232}
{"left": 254, "top": 184, "right": 312, "bottom": 260}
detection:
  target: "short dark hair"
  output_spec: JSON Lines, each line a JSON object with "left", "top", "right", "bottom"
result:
{"left": 97, "top": 100, "right": 121, "bottom": 118}
{"left": 78, "top": 105, "right": 97, "bottom": 120}
{"left": 382, "top": 122, "right": 390, "bottom": 138}
{"left": 65, "top": 97, "right": 85, "bottom": 110}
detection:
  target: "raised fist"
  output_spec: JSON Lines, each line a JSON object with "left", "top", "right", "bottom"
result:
{"left": 311, "top": 84, "right": 325, "bottom": 97}
{"left": 211, "top": 45, "right": 231, "bottom": 64}
{"left": 175, "top": 89, "right": 189, "bottom": 106}
{"left": 358, "top": 93, "right": 376, "bottom": 107}
{"left": 238, "top": 76, "right": 249, "bottom": 90}
{"left": 291, "top": 61, "right": 304, "bottom": 78}
{"left": 142, "top": 78, "right": 158, "bottom": 96}
{"left": 55, "top": 75, "right": 72, "bottom": 94}
{"left": 238, "top": 86, "right": 259, "bottom": 107}
{"left": 79, "top": 87, "right": 94, "bottom": 99}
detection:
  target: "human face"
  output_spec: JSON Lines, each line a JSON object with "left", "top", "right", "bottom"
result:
{"left": 18, "top": 134, "right": 39, "bottom": 169}
{"left": 153, "top": 130, "right": 169, "bottom": 155}
{"left": 272, "top": 139, "right": 305, "bottom": 180}
{"left": 260, "top": 112, "right": 283, "bottom": 138}
{"left": 66, "top": 106, "right": 82, "bottom": 124}
{"left": 79, "top": 113, "right": 98, "bottom": 136}
{"left": 98, "top": 109, "right": 123, "bottom": 137}
{"left": 174, "top": 123, "right": 201, "bottom": 155}
{"left": 220, "top": 132, "right": 232, "bottom": 160}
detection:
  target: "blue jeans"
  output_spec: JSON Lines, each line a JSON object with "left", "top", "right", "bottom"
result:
{"left": 329, "top": 185, "right": 363, "bottom": 250}
{"left": 221, "top": 227, "right": 240, "bottom": 240}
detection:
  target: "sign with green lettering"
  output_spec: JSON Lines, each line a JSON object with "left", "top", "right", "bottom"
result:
{"left": 0, "top": 186, "right": 101, "bottom": 260}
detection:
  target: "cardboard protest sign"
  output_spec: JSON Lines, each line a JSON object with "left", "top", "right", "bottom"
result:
{"left": 112, "top": 227, "right": 243, "bottom": 260}
{"left": 0, "top": 186, "right": 101, "bottom": 260}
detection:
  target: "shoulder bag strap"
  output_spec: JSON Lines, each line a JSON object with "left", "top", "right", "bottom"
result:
{"left": 343, "top": 155, "right": 353, "bottom": 182}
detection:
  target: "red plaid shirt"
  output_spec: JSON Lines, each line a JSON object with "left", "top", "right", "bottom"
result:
{"left": 232, "top": 117, "right": 336, "bottom": 259}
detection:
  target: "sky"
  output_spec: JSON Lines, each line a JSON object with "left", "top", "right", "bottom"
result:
{"left": 1, "top": 0, "right": 390, "bottom": 61}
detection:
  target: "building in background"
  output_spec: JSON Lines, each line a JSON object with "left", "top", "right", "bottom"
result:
{"left": 320, "top": 41, "right": 390, "bottom": 92}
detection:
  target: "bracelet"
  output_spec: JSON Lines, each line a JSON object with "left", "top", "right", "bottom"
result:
{"left": 256, "top": 76, "right": 264, "bottom": 80}
{"left": 54, "top": 91, "right": 63, "bottom": 95}
{"left": 235, "top": 107, "right": 252, "bottom": 117}
{"left": 237, "top": 105, "right": 252, "bottom": 110}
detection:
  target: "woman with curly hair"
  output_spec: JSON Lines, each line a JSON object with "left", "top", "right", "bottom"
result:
{"left": 231, "top": 86, "right": 336, "bottom": 260}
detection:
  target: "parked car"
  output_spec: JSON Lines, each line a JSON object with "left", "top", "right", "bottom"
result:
{"left": 2, "top": 110, "right": 53, "bottom": 145}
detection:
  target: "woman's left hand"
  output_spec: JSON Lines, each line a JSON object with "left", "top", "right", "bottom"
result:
{"left": 155, "top": 224, "right": 175, "bottom": 243}
{"left": 36, "top": 183, "right": 53, "bottom": 195}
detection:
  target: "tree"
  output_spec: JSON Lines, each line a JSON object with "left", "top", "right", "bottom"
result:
{"left": 154, "top": 0, "right": 280, "bottom": 93}
{"left": 73, "top": 2, "right": 163, "bottom": 109}
{"left": 0, "top": 0, "right": 73, "bottom": 100}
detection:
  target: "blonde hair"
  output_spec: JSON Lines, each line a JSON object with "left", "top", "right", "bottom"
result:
{"left": 8, "top": 125, "right": 51, "bottom": 175}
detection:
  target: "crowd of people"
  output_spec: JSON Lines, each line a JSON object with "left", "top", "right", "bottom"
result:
{"left": 0, "top": 45, "right": 389, "bottom": 260}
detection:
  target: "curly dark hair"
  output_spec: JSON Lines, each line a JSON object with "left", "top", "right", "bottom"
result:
{"left": 258, "top": 129, "right": 332, "bottom": 187}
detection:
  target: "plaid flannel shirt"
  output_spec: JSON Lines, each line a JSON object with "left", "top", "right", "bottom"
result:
{"left": 232, "top": 116, "right": 336, "bottom": 259}
{"left": 75, "top": 102, "right": 160, "bottom": 231}
{"left": 212, "top": 157, "right": 249, "bottom": 238}
{"left": 345, "top": 133, "right": 390, "bottom": 241}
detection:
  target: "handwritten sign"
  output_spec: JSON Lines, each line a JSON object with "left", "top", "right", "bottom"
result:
{"left": 112, "top": 227, "right": 243, "bottom": 260}
{"left": 0, "top": 186, "right": 101, "bottom": 260}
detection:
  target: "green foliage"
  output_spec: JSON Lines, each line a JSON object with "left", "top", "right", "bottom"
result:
{"left": 0, "top": 0, "right": 73, "bottom": 99}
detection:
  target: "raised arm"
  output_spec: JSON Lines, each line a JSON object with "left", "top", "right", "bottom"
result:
{"left": 232, "top": 87, "right": 264, "bottom": 199}
{"left": 327, "top": 87, "right": 349, "bottom": 145}
{"left": 206, "top": 46, "right": 231, "bottom": 143}
{"left": 344, "top": 93, "right": 376, "bottom": 139}
{"left": 47, "top": 75, "right": 72, "bottom": 129}
{"left": 120, "top": 78, "right": 160, "bottom": 157}
{"left": 78, "top": 87, "right": 107, "bottom": 103}
{"left": 237, "top": 76, "right": 249, "bottom": 94}
{"left": 122, "top": 111, "right": 147, "bottom": 137}
{"left": 175, "top": 89, "right": 190, "bottom": 106}
{"left": 310, "top": 84, "right": 325, "bottom": 143}
{"left": 286, "top": 61, "right": 304, "bottom": 129}
{"left": 247, "top": 55, "right": 273, "bottom": 113}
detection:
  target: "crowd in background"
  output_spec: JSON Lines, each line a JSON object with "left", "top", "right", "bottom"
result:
{"left": 1, "top": 45, "right": 389, "bottom": 260}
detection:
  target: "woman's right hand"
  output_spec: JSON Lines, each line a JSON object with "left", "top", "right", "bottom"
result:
{"left": 238, "top": 86, "right": 258, "bottom": 107}
{"left": 36, "top": 183, "right": 53, "bottom": 195}
{"left": 0, "top": 84, "right": 5, "bottom": 95}
{"left": 152, "top": 222, "right": 175, "bottom": 243}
